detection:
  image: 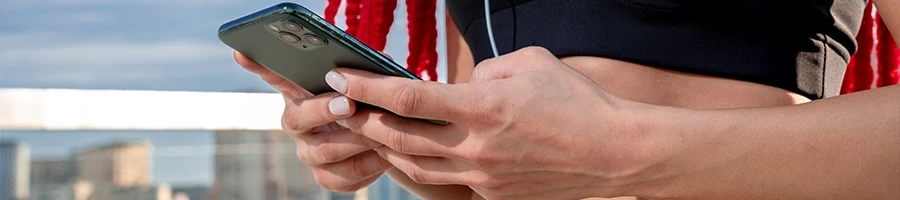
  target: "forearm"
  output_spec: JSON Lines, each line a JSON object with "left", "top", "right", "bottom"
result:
{"left": 385, "top": 168, "right": 477, "bottom": 200}
{"left": 628, "top": 85, "right": 900, "bottom": 199}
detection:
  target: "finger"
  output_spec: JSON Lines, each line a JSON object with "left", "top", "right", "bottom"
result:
{"left": 374, "top": 147, "right": 467, "bottom": 185}
{"left": 234, "top": 51, "right": 269, "bottom": 75}
{"left": 315, "top": 151, "right": 392, "bottom": 192}
{"left": 303, "top": 130, "right": 384, "bottom": 165}
{"left": 234, "top": 51, "right": 308, "bottom": 99}
{"left": 282, "top": 92, "right": 357, "bottom": 131}
{"left": 341, "top": 109, "right": 465, "bottom": 157}
{"left": 326, "top": 68, "right": 475, "bottom": 122}
{"left": 380, "top": 52, "right": 393, "bottom": 60}
{"left": 468, "top": 46, "right": 554, "bottom": 82}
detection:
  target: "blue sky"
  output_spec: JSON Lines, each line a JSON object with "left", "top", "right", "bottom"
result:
{"left": 0, "top": 0, "right": 418, "bottom": 187}
{"left": 0, "top": 0, "right": 414, "bottom": 91}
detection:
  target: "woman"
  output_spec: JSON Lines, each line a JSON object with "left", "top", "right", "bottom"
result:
{"left": 233, "top": 0, "right": 899, "bottom": 199}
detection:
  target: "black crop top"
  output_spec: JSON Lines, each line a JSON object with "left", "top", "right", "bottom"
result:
{"left": 447, "top": 0, "right": 867, "bottom": 99}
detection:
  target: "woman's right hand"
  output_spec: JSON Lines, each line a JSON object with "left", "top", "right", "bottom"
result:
{"left": 234, "top": 51, "right": 392, "bottom": 192}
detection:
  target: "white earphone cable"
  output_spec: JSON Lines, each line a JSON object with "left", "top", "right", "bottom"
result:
{"left": 484, "top": 0, "right": 499, "bottom": 58}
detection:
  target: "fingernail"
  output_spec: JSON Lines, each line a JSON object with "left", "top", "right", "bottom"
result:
{"left": 325, "top": 71, "right": 347, "bottom": 93}
{"left": 335, "top": 119, "right": 350, "bottom": 129}
{"left": 328, "top": 96, "right": 350, "bottom": 116}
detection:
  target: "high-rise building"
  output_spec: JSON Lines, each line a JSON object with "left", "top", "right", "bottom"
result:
{"left": 211, "top": 130, "right": 322, "bottom": 200}
{"left": 73, "top": 140, "right": 151, "bottom": 188}
{"left": 0, "top": 140, "right": 30, "bottom": 200}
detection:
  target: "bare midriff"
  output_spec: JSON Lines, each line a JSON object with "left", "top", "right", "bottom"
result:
{"left": 559, "top": 56, "right": 811, "bottom": 109}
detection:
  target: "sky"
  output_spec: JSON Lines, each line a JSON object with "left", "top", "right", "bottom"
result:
{"left": 0, "top": 0, "right": 416, "bottom": 91}
{"left": 0, "top": 0, "right": 431, "bottom": 187}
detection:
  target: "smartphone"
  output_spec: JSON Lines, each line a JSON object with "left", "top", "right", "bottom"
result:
{"left": 218, "top": 2, "right": 419, "bottom": 94}
{"left": 218, "top": 2, "right": 447, "bottom": 125}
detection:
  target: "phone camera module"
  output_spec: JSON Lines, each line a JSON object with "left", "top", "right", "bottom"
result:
{"left": 278, "top": 32, "right": 301, "bottom": 44}
{"left": 281, "top": 21, "right": 302, "bottom": 32}
{"left": 303, "top": 34, "right": 327, "bottom": 46}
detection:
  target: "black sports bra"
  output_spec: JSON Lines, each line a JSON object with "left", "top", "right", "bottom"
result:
{"left": 447, "top": 0, "right": 867, "bottom": 99}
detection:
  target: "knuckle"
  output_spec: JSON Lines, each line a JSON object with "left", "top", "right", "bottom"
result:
{"left": 347, "top": 80, "right": 369, "bottom": 101}
{"left": 519, "top": 46, "right": 551, "bottom": 57}
{"left": 281, "top": 107, "right": 302, "bottom": 131}
{"left": 462, "top": 146, "right": 499, "bottom": 166}
{"left": 473, "top": 57, "right": 497, "bottom": 69}
{"left": 405, "top": 168, "right": 429, "bottom": 184}
{"left": 316, "top": 141, "right": 342, "bottom": 163}
{"left": 467, "top": 94, "right": 505, "bottom": 127}
{"left": 312, "top": 170, "right": 342, "bottom": 191}
{"left": 312, "top": 168, "right": 365, "bottom": 192}
{"left": 295, "top": 145, "right": 310, "bottom": 163}
{"left": 347, "top": 156, "right": 371, "bottom": 179}
{"left": 386, "top": 128, "right": 410, "bottom": 153}
{"left": 391, "top": 83, "right": 422, "bottom": 116}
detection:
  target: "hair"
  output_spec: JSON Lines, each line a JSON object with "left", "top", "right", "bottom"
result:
{"left": 843, "top": 1, "right": 899, "bottom": 94}
{"left": 324, "top": 0, "right": 439, "bottom": 81}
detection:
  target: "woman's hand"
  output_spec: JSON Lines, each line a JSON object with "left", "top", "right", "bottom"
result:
{"left": 327, "top": 47, "right": 664, "bottom": 199}
{"left": 233, "top": 51, "right": 392, "bottom": 192}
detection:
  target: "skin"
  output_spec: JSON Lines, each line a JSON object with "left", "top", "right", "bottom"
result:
{"left": 233, "top": 1, "right": 900, "bottom": 199}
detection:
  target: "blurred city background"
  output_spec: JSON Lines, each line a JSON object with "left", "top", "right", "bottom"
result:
{"left": 0, "top": 0, "right": 447, "bottom": 199}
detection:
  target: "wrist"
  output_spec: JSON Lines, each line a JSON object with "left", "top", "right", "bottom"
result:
{"left": 596, "top": 101, "right": 735, "bottom": 199}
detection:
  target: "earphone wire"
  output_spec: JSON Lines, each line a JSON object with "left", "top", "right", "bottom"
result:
{"left": 484, "top": 0, "right": 499, "bottom": 58}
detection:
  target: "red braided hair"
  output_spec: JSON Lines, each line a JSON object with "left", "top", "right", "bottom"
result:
{"left": 876, "top": 12, "right": 900, "bottom": 87}
{"left": 843, "top": 2, "right": 900, "bottom": 94}
{"left": 325, "top": 0, "right": 439, "bottom": 81}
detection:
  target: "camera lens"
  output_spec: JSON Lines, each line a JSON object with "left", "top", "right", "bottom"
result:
{"left": 281, "top": 21, "right": 302, "bottom": 32}
{"left": 278, "top": 32, "right": 301, "bottom": 44}
{"left": 303, "top": 34, "right": 326, "bottom": 46}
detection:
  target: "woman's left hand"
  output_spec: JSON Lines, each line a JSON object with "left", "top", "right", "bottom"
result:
{"left": 326, "top": 47, "right": 665, "bottom": 200}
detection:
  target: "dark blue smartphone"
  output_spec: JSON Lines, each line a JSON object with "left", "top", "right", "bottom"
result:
{"left": 218, "top": 2, "right": 447, "bottom": 125}
{"left": 218, "top": 2, "right": 420, "bottom": 95}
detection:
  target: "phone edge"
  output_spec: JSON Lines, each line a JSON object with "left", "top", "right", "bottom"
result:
{"left": 217, "top": 2, "right": 421, "bottom": 81}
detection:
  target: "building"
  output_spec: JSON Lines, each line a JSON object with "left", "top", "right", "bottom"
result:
{"left": 29, "top": 158, "right": 75, "bottom": 200}
{"left": 30, "top": 159, "right": 74, "bottom": 187}
{"left": 211, "top": 130, "right": 322, "bottom": 200}
{"left": 28, "top": 182, "right": 75, "bottom": 200}
{"left": 73, "top": 140, "right": 151, "bottom": 188}
{"left": 0, "top": 140, "right": 30, "bottom": 200}
{"left": 71, "top": 140, "right": 153, "bottom": 200}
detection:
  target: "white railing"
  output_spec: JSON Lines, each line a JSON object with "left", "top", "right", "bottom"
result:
{"left": 0, "top": 88, "right": 386, "bottom": 200}
{"left": 0, "top": 88, "right": 284, "bottom": 131}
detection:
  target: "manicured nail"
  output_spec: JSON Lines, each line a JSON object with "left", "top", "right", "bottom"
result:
{"left": 335, "top": 119, "right": 350, "bottom": 129}
{"left": 325, "top": 71, "right": 347, "bottom": 93}
{"left": 328, "top": 96, "right": 350, "bottom": 116}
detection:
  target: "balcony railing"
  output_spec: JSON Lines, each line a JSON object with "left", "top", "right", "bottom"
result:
{"left": 0, "top": 88, "right": 419, "bottom": 200}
